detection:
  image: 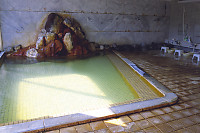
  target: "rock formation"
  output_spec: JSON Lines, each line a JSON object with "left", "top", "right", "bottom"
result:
{"left": 10, "top": 13, "right": 95, "bottom": 58}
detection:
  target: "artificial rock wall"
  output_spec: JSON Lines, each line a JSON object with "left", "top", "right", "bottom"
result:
{"left": 169, "top": 0, "right": 200, "bottom": 44}
{"left": 0, "top": 0, "right": 170, "bottom": 49}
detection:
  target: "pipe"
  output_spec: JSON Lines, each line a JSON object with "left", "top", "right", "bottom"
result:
{"left": 0, "top": 23, "right": 3, "bottom": 51}
{"left": 183, "top": 6, "right": 185, "bottom": 41}
{"left": 178, "top": 0, "right": 200, "bottom": 3}
{"left": 0, "top": 31, "right": 2, "bottom": 51}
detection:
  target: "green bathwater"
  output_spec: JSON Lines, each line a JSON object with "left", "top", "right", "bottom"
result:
{"left": 0, "top": 55, "right": 137, "bottom": 123}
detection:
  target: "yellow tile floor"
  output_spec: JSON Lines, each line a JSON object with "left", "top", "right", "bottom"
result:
{"left": 44, "top": 50, "right": 200, "bottom": 133}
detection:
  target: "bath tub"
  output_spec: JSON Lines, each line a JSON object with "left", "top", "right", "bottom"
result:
{"left": 0, "top": 51, "right": 177, "bottom": 132}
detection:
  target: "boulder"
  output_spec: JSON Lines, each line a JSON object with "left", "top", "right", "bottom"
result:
{"left": 9, "top": 13, "right": 95, "bottom": 58}
{"left": 26, "top": 48, "right": 38, "bottom": 58}
{"left": 45, "top": 32, "right": 56, "bottom": 45}
{"left": 63, "top": 33, "right": 73, "bottom": 53}
{"left": 13, "top": 44, "right": 22, "bottom": 52}
{"left": 45, "top": 13, "right": 64, "bottom": 34}
{"left": 63, "top": 18, "right": 86, "bottom": 40}
{"left": 54, "top": 40, "right": 63, "bottom": 54}
{"left": 36, "top": 36, "right": 45, "bottom": 49}
{"left": 42, "top": 40, "right": 63, "bottom": 57}
{"left": 88, "top": 42, "right": 96, "bottom": 52}
{"left": 43, "top": 41, "right": 54, "bottom": 57}
{"left": 12, "top": 45, "right": 35, "bottom": 56}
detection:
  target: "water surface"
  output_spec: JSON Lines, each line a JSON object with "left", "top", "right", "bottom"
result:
{"left": 0, "top": 55, "right": 137, "bottom": 123}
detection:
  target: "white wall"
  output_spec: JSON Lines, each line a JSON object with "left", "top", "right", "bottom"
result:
{"left": 0, "top": 0, "right": 170, "bottom": 48}
{"left": 168, "top": 0, "right": 200, "bottom": 49}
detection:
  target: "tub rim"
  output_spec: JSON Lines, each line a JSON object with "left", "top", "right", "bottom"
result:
{"left": 0, "top": 51, "right": 178, "bottom": 132}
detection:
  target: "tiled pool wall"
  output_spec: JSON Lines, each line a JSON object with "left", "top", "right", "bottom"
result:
{"left": 0, "top": 52, "right": 178, "bottom": 132}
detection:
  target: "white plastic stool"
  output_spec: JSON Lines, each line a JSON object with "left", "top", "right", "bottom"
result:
{"left": 174, "top": 50, "right": 183, "bottom": 56}
{"left": 192, "top": 54, "right": 200, "bottom": 62}
{"left": 100, "top": 45, "right": 104, "bottom": 50}
{"left": 161, "top": 47, "right": 169, "bottom": 53}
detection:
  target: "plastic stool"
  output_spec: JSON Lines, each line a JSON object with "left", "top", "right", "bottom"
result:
{"left": 174, "top": 50, "right": 183, "bottom": 56}
{"left": 161, "top": 47, "right": 169, "bottom": 53}
{"left": 192, "top": 54, "right": 200, "bottom": 62}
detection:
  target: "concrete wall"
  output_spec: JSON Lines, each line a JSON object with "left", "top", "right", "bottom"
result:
{"left": 0, "top": 0, "right": 170, "bottom": 49}
{"left": 169, "top": 0, "right": 200, "bottom": 48}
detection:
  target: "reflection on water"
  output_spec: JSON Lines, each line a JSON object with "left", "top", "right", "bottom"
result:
{"left": 4, "top": 52, "right": 101, "bottom": 65}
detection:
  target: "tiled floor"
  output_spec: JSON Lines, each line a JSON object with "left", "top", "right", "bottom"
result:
{"left": 45, "top": 50, "right": 200, "bottom": 133}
